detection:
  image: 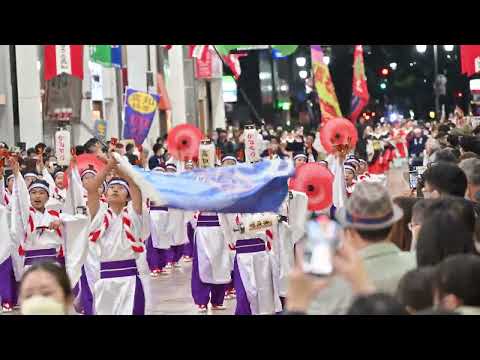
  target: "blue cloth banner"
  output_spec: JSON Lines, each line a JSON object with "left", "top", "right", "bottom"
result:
{"left": 131, "top": 159, "right": 295, "bottom": 213}
{"left": 123, "top": 88, "right": 160, "bottom": 145}
{"left": 111, "top": 45, "right": 122, "bottom": 68}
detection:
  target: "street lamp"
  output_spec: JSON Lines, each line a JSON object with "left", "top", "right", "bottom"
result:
{"left": 416, "top": 45, "right": 427, "bottom": 53}
{"left": 444, "top": 45, "right": 454, "bottom": 52}
{"left": 299, "top": 70, "right": 308, "bottom": 79}
{"left": 415, "top": 45, "right": 447, "bottom": 116}
{"left": 296, "top": 57, "right": 306, "bottom": 67}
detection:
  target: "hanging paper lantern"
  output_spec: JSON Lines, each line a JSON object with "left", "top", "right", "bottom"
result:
{"left": 289, "top": 163, "right": 334, "bottom": 211}
{"left": 320, "top": 117, "right": 358, "bottom": 154}
{"left": 272, "top": 45, "right": 298, "bottom": 56}
{"left": 167, "top": 124, "right": 204, "bottom": 161}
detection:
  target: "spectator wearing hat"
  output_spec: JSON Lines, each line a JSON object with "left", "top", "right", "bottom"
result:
{"left": 308, "top": 182, "right": 416, "bottom": 314}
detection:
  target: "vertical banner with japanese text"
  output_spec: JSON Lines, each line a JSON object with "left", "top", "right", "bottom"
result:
{"left": 310, "top": 45, "right": 342, "bottom": 123}
{"left": 55, "top": 129, "right": 71, "bottom": 166}
{"left": 123, "top": 88, "right": 161, "bottom": 145}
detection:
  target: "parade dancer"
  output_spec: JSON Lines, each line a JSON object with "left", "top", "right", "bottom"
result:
{"left": 293, "top": 153, "right": 308, "bottom": 167}
{"left": 182, "top": 160, "right": 196, "bottom": 261}
{"left": 270, "top": 189, "right": 308, "bottom": 309}
{"left": 37, "top": 157, "right": 66, "bottom": 212}
{"left": 191, "top": 209, "right": 231, "bottom": 312}
{"left": 165, "top": 163, "right": 188, "bottom": 270}
{"left": 221, "top": 155, "right": 241, "bottom": 301}
{"left": 392, "top": 122, "right": 408, "bottom": 164}
{"left": 357, "top": 159, "right": 371, "bottom": 181}
{"left": 0, "top": 173, "right": 14, "bottom": 209}
{"left": 344, "top": 163, "right": 357, "bottom": 198}
{"left": 0, "top": 166, "right": 17, "bottom": 312}
{"left": 220, "top": 212, "right": 282, "bottom": 315}
{"left": 85, "top": 156, "right": 149, "bottom": 315}
{"left": 145, "top": 165, "right": 171, "bottom": 277}
{"left": 60, "top": 158, "right": 97, "bottom": 315}
{"left": 10, "top": 158, "right": 65, "bottom": 272}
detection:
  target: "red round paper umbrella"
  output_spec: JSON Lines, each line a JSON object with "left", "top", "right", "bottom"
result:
{"left": 64, "top": 153, "right": 107, "bottom": 189}
{"left": 167, "top": 124, "right": 204, "bottom": 161}
{"left": 289, "top": 163, "right": 334, "bottom": 211}
{"left": 320, "top": 117, "right": 358, "bottom": 154}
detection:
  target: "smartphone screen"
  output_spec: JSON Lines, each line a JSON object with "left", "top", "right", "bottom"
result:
{"left": 416, "top": 166, "right": 427, "bottom": 176}
{"left": 302, "top": 217, "right": 341, "bottom": 277}
{"left": 409, "top": 170, "right": 418, "bottom": 189}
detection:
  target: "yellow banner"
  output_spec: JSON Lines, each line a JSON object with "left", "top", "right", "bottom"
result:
{"left": 311, "top": 45, "right": 342, "bottom": 121}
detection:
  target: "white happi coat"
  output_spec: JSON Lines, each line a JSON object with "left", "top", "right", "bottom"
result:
{"left": 194, "top": 211, "right": 232, "bottom": 284}
{"left": 0, "top": 181, "right": 21, "bottom": 281}
{"left": 167, "top": 208, "right": 189, "bottom": 246}
{"left": 89, "top": 203, "right": 150, "bottom": 315}
{"left": 220, "top": 213, "right": 282, "bottom": 315}
{"left": 10, "top": 174, "right": 64, "bottom": 275}
{"left": 325, "top": 154, "right": 348, "bottom": 210}
{"left": 0, "top": 204, "right": 14, "bottom": 268}
{"left": 271, "top": 191, "right": 308, "bottom": 297}
{"left": 60, "top": 165, "right": 94, "bottom": 306}
{"left": 41, "top": 168, "right": 66, "bottom": 212}
{"left": 149, "top": 201, "right": 171, "bottom": 249}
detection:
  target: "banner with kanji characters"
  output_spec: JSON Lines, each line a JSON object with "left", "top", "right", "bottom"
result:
{"left": 310, "top": 45, "right": 342, "bottom": 122}
{"left": 123, "top": 88, "right": 160, "bottom": 145}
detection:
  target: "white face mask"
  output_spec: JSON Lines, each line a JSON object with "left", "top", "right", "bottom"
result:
{"left": 21, "top": 295, "right": 65, "bottom": 315}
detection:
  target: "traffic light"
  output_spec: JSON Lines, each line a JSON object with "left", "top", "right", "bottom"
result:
{"left": 457, "top": 92, "right": 463, "bottom": 98}
{"left": 380, "top": 68, "right": 389, "bottom": 76}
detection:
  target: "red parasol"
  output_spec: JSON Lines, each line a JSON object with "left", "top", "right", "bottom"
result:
{"left": 289, "top": 163, "right": 334, "bottom": 211}
{"left": 63, "top": 153, "right": 107, "bottom": 189}
{"left": 167, "top": 124, "right": 204, "bottom": 161}
{"left": 320, "top": 117, "right": 358, "bottom": 154}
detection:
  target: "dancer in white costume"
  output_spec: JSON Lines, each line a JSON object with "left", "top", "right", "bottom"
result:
{"left": 10, "top": 158, "right": 65, "bottom": 272}
{"left": 85, "top": 156, "right": 149, "bottom": 315}
{"left": 146, "top": 165, "right": 172, "bottom": 277}
{"left": 220, "top": 212, "right": 282, "bottom": 315}
{"left": 0, "top": 167, "right": 17, "bottom": 312}
{"left": 270, "top": 190, "right": 308, "bottom": 308}
{"left": 190, "top": 155, "right": 235, "bottom": 312}
{"left": 164, "top": 163, "right": 189, "bottom": 269}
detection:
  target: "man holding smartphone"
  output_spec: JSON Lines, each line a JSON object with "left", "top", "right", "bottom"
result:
{"left": 308, "top": 182, "right": 416, "bottom": 315}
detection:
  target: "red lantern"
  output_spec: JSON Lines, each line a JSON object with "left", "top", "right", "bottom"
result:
{"left": 64, "top": 153, "right": 107, "bottom": 189}
{"left": 320, "top": 117, "right": 358, "bottom": 154}
{"left": 289, "top": 163, "right": 334, "bottom": 211}
{"left": 167, "top": 124, "right": 204, "bottom": 161}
